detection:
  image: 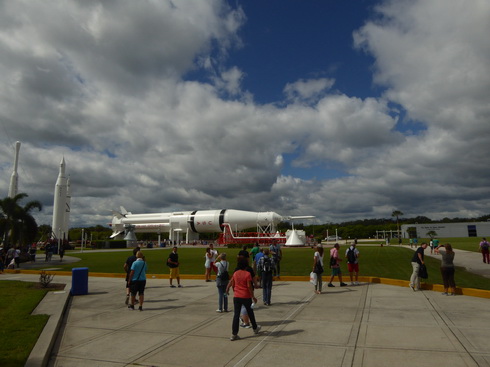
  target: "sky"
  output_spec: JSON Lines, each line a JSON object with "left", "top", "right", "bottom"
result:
{"left": 1, "top": 0, "right": 490, "bottom": 229}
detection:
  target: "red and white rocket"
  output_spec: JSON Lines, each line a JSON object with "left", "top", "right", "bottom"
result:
{"left": 111, "top": 207, "right": 314, "bottom": 245}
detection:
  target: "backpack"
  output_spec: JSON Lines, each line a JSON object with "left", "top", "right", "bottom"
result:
{"left": 347, "top": 248, "right": 357, "bottom": 264}
{"left": 482, "top": 241, "right": 489, "bottom": 250}
{"left": 262, "top": 257, "right": 273, "bottom": 273}
{"left": 217, "top": 262, "right": 229, "bottom": 281}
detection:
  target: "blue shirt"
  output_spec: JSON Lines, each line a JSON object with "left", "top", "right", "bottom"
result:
{"left": 130, "top": 259, "right": 147, "bottom": 281}
{"left": 254, "top": 251, "right": 265, "bottom": 263}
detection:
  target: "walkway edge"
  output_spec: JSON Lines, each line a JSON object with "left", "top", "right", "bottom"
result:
{"left": 25, "top": 281, "right": 72, "bottom": 367}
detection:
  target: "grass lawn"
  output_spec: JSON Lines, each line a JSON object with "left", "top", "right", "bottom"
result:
{"left": 52, "top": 245, "right": 490, "bottom": 290}
{"left": 0, "top": 281, "right": 50, "bottom": 367}
{"left": 397, "top": 237, "right": 482, "bottom": 252}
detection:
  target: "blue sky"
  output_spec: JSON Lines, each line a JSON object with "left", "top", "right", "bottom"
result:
{"left": 232, "top": 1, "right": 379, "bottom": 103}
{"left": 0, "top": 0, "right": 490, "bottom": 227}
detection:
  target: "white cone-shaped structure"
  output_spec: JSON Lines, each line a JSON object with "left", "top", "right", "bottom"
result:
{"left": 285, "top": 229, "right": 305, "bottom": 246}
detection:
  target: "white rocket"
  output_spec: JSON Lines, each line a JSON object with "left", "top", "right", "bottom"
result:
{"left": 8, "top": 141, "right": 21, "bottom": 198}
{"left": 51, "top": 158, "right": 70, "bottom": 240}
{"left": 110, "top": 207, "right": 314, "bottom": 244}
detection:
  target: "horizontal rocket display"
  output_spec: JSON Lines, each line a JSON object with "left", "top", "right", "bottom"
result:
{"left": 110, "top": 207, "right": 314, "bottom": 243}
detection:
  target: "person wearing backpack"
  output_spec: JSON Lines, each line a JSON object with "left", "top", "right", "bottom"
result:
{"left": 345, "top": 243, "right": 360, "bottom": 285}
{"left": 257, "top": 248, "right": 275, "bottom": 306}
{"left": 215, "top": 253, "right": 230, "bottom": 313}
{"left": 328, "top": 243, "right": 347, "bottom": 287}
{"left": 479, "top": 238, "right": 490, "bottom": 264}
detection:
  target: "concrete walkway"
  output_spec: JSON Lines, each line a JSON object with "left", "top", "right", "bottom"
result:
{"left": 3, "top": 245, "right": 490, "bottom": 366}
{"left": 1, "top": 273, "right": 489, "bottom": 367}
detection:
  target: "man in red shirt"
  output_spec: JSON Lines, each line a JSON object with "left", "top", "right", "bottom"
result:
{"left": 226, "top": 259, "right": 261, "bottom": 340}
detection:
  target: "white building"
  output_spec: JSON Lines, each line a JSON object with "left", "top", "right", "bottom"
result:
{"left": 401, "top": 222, "right": 490, "bottom": 239}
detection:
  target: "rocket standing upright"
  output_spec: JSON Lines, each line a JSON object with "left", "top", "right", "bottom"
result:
{"left": 51, "top": 157, "right": 70, "bottom": 239}
{"left": 8, "top": 141, "right": 21, "bottom": 198}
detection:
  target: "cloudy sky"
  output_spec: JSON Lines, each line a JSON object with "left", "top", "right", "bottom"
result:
{"left": 1, "top": 0, "right": 489, "bottom": 228}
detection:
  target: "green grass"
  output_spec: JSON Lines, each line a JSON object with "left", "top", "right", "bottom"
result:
{"left": 0, "top": 281, "right": 50, "bottom": 367}
{"left": 395, "top": 237, "right": 482, "bottom": 252}
{"left": 54, "top": 246, "right": 490, "bottom": 290}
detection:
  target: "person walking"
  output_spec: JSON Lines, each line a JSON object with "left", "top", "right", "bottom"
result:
{"left": 128, "top": 251, "right": 147, "bottom": 311}
{"left": 123, "top": 247, "right": 140, "bottom": 305}
{"left": 269, "top": 241, "right": 282, "bottom": 279}
{"left": 257, "top": 248, "right": 275, "bottom": 305}
{"left": 345, "top": 243, "right": 360, "bottom": 285}
{"left": 215, "top": 253, "right": 230, "bottom": 312}
{"left": 479, "top": 238, "right": 489, "bottom": 264}
{"left": 167, "top": 246, "right": 183, "bottom": 288}
{"left": 328, "top": 243, "right": 347, "bottom": 287}
{"left": 226, "top": 258, "right": 261, "bottom": 341}
{"left": 409, "top": 242, "right": 428, "bottom": 291}
{"left": 435, "top": 243, "right": 456, "bottom": 295}
{"left": 312, "top": 244, "right": 324, "bottom": 294}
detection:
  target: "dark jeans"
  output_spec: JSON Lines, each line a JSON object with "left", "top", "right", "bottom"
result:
{"left": 232, "top": 297, "right": 257, "bottom": 335}
{"left": 217, "top": 285, "right": 228, "bottom": 311}
{"left": 440, "top": 267, "right": 455, "bottom": 288}
{"left": 272, "top": 259, "right": 281, "bottom": 276}
{"left": 262, "top": 271, "right": 273, "bottom": 304}
{"left": 482, "top": 249, "right": 489, "bottom": 263}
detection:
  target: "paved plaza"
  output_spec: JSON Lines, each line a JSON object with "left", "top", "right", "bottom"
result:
{"left": 2, "top": 272, "right": 488, "bottom": 367}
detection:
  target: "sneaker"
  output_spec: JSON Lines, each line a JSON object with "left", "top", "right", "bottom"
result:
{"left": 138, "top": 306, "right": 143, "bottom": 311}
{"left": 355, "top": 281, "right": 360, "bottom": 285}
{"left": 216, "top": 309, "right": 223, "bottom": 313}
{"left": 409, "top": 284, "right": 415, "bottom": 291}
{"left": 125, "top": 295, "right": 129, "bottom": 305}
{"left": 128, "top": 305, "right": 134, "bottom": 310}
{"left": 449, "top": 293, "right": 455, "bottom": 296}
{"left": 350, "top": 282, "right": 355, "bottom": 286}
{"left": 253, "top": 325, "right": 262, "bottom": 335}
{"left": 170, "top": 285, "right": 176, "bottom": 288}
{"left": 328, "top": 283, "right": 335, "bottom": 287}
{"left": 442, "top": 292, "right": 448, "bottom": 295}
{"left": 178, "top": 284, "right": 183, "bottom": 288}
{"left": 230, "top": 334, "right": 240, "bottom": 341}
{"left": 340, "top": 283, "right": 347, "bottom": 287}
{"left": 240, "top": 323, "right": 251, "bottom": 328}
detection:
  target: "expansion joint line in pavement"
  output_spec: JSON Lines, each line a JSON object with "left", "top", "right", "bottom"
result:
{"left": 232, "top": 291, "right": 316, "bottom": 367}
{"left": 422, "top": 292, "right": 479, "bottom": 366}
{"left": 345, "top": 282, "right": 371, "bottom": 367}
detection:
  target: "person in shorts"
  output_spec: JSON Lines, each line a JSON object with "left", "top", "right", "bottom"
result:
{"left": 167, "top": 246, "right": 183, "bottom": 288}
{"left": 328, "top": 243, "right": 347, "bottom": 287}
{"left": 128, "top": 251, "right": 147, "bottom": 311}
{"left": 345, "top": 243, "right": 360, "bottom": 285}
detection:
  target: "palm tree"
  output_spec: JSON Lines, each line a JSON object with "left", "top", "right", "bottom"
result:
{"left": 0, "top": 193, "right": 42, "bottom": 247}
{"left": 391, "top": 210, "right": 404, "bottom": 244}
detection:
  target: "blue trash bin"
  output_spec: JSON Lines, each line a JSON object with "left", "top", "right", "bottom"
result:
{"left": 71, "top": 267, "right": 88, "bottom": 295}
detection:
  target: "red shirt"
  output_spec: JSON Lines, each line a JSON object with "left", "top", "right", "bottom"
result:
{"left": 231, "top": 270, "right": 252, "bottom": 298}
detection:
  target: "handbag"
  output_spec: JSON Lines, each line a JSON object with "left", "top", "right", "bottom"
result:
{"left": 309, "top": 272, "right": 317, "bottom": 285}
{"left": 418, "top": 264, "right": 428, "bottom": 279}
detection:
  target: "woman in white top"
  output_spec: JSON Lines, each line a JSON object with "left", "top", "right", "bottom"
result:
{"left": 204, "top": 247, "right": 213, "bottom": 282}
{"left": 312, "top": 245, "right": 325, "bottom": 294}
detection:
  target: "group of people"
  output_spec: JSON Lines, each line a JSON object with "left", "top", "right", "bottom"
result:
{"left": 121, "top": 238, "right": 472, "bottom": 340}
{"left": 311, "top": 242, "right": 360, "bottom": 294}
{"left": 409, "top": 241, "right": 456, "bottom": 295}
{"left": 122, "top": 244, "right": 264, "bottom": 341}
